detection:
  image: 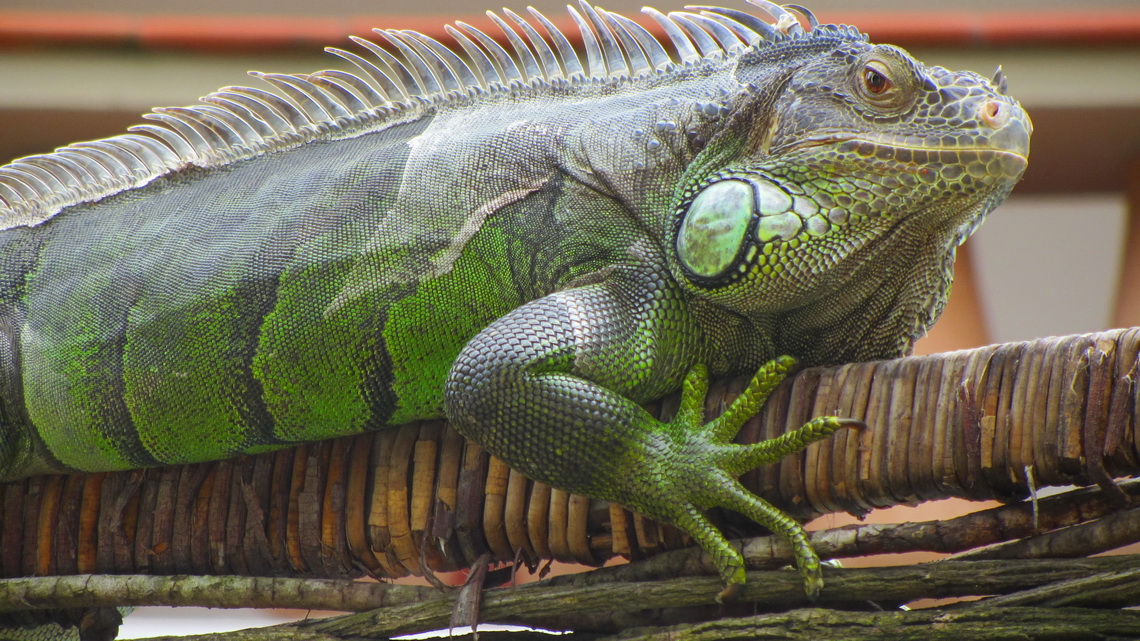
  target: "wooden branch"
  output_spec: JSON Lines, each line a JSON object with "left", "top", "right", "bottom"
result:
{"left": 99, "top": 607, "right": 1140, "bottom": 641}
{"left": 959, "top": 504, "right": 1140, "bottom": 560}
{"left": 593, "top": 608, "right": 1140, "bottom": 641}
{"left": 301, "top": 556, "right": 1140, "bottom": 638}
{"left": 0, "top": 575, "right": 437, "bottom": 614}
{"left": 971, "top": 566, "right": 1140, "bottom": 609}
{"left": 126, "top": 626, "right": 602, "bottom": 641}
{"left": 101, "top": 557, "right": 1140, "bottom": 641}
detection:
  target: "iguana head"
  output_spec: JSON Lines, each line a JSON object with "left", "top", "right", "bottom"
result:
{"left": 669, "top": 5, "right": 1031, "bottom": 363}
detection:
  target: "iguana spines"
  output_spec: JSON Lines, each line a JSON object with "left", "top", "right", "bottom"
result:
{"left": 0, "top": 1, "right": 846, "bottom": 230}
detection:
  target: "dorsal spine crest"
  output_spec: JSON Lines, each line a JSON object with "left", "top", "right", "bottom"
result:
{"left": 0, "top": 2, "right": 866, "bottom": 229}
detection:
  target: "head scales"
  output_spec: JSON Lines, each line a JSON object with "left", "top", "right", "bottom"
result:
{"left": 667, "top": 6, "right": 1030, "bottom": 362}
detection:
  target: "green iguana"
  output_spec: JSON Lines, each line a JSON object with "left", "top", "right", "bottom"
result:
{"left": 0, "top": 0, "right": 1030, "bottom": 599}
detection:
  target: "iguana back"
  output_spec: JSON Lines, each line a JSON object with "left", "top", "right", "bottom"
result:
{"left": 0, "top": 35, "right": 731, "bottom": 475}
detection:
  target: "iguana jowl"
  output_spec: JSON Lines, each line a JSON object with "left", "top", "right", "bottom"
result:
{"left": 0, "top": 1, "right": 1030, "bottom": 596}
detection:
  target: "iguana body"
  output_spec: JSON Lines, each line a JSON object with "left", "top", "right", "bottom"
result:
{"left": 0, "top": 1, "right": 1030, "bottom": 595}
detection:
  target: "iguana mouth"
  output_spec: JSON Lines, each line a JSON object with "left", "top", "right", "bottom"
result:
{"left": 780, "top": 131, "right": 1030, "bottom": 185}
{"left": 798, "top": 132, "right": 1028, "bottom": 155}
{"left": 789, "top": 121, "right": 1031, "bottom": 170}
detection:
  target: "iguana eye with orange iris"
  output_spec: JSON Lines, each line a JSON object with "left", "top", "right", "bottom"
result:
{"left": 863, "top": 67, "right": 891, "bottom": 94}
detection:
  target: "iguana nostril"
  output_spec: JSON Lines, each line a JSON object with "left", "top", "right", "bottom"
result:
{"left": 980, "top": 99, "right": 1010, "bottom": 128}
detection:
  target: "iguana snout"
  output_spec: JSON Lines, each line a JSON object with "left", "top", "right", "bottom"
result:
{"left": 977, "top": 93, "right": 1032, "bottom": 164}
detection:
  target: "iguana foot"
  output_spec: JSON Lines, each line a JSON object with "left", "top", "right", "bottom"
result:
{"left": 635, "top": 356, "right": 862, "bottom": 600}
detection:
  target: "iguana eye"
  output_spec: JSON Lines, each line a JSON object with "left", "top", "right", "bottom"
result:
{"left": 863, "top": 66, "right": 891, "bottom": 95}
{"left": 853, "top": 53, "right": 918, "bottom": 112}
{"left": 677, "top": 180, "right": 753, "bottom": 279}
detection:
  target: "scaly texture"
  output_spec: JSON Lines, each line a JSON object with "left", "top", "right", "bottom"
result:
{"left": 0, "top": 0, "right": 1030, "bottom": 597}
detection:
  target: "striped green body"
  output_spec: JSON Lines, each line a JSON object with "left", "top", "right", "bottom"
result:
{"left": 0, "top": 77, "right": 696, "bottom": 478}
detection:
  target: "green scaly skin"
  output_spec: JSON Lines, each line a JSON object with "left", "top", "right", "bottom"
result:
{"left": 0, "top": 3, "right": 1031, "bottom": 598}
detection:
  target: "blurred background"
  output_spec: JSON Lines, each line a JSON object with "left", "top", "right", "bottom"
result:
{"left": 1, "top": 0, "right": 1138, "bottom": 637}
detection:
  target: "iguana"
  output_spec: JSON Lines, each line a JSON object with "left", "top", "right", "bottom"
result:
{"left": 0, "top": 0, "right": 1030, "bottom": 600}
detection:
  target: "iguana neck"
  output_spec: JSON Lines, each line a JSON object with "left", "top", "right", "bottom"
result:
{"left": 563, "top": 61, "right": 746, "bottom": 240}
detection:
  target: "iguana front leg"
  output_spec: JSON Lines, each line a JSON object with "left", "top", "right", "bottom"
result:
{"left": 443, "top": 265, "right": 858, "bottom": 597}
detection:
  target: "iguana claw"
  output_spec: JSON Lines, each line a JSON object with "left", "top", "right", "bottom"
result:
{"left": 642, "top": 356, "right": 863, "bottom": 599}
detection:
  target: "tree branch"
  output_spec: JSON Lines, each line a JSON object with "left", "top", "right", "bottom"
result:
{"left": 969, "top": 566, "right": 1140, "bottom": 609}
{"left": 298, "top": 556, "right": 1140, "bottom": 638}
{"left": 0, "top": 575, "right": 437, "bottom": 614}
{"left": 959, "top": 504, "right": 1140, "bottom": 560}
{"left": 594, "top": 607, "right": 1140, "bottom": 641}
{"left": 120, "top": 558, "right": 1140, "bottom": 641}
